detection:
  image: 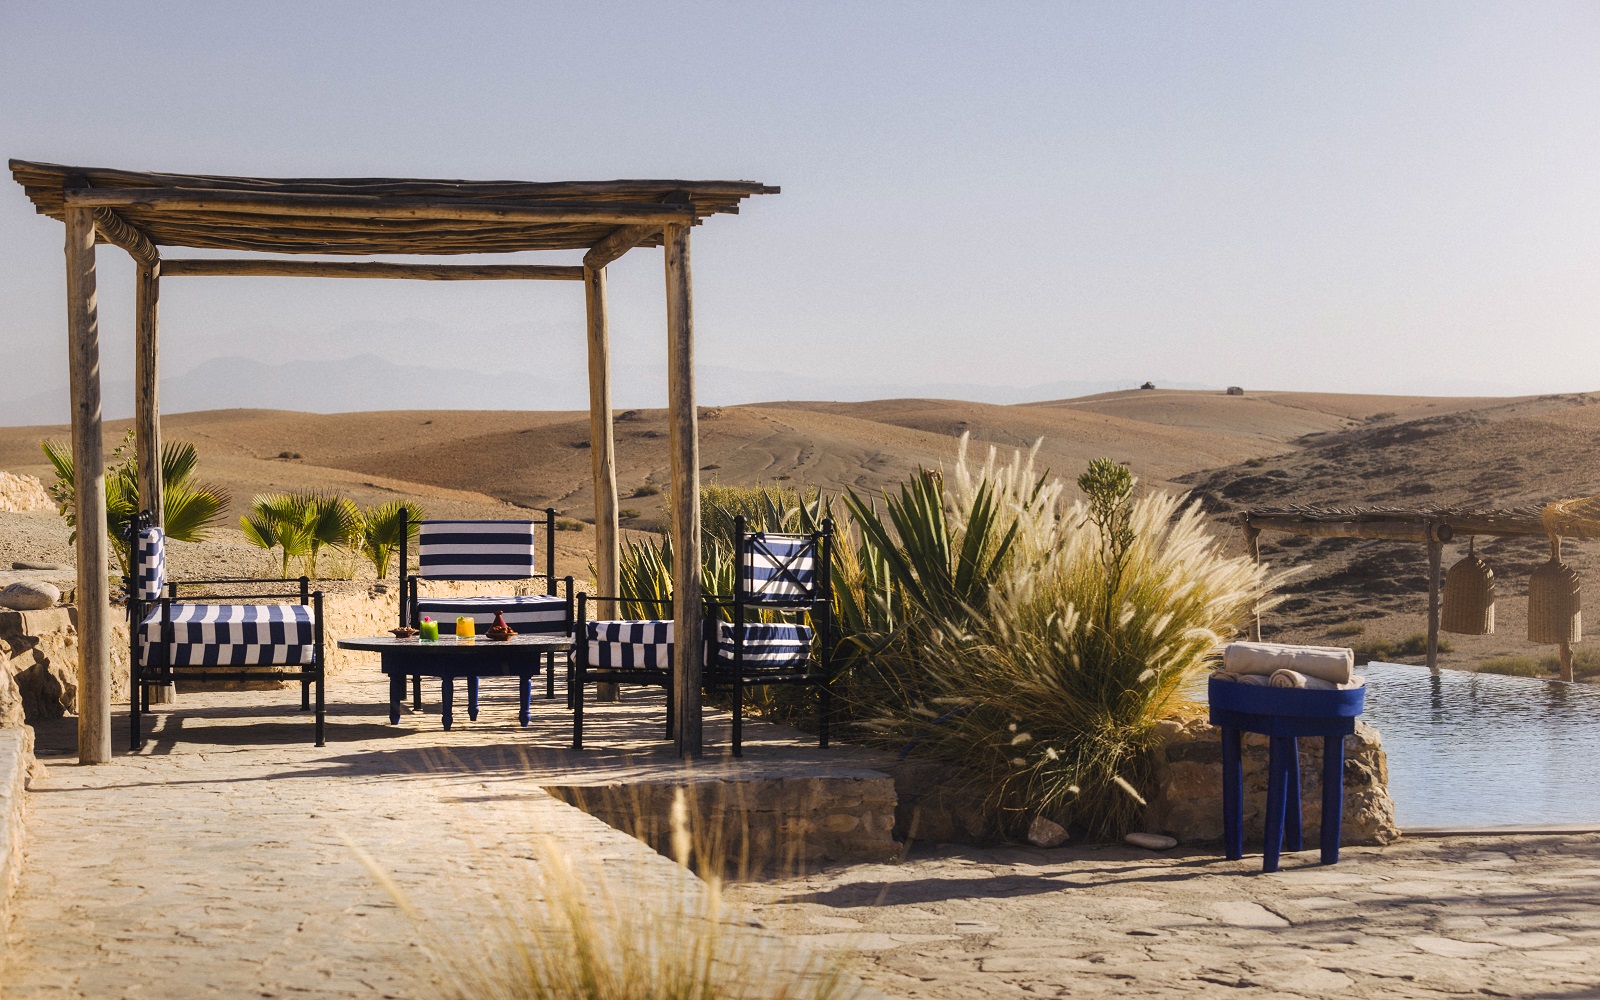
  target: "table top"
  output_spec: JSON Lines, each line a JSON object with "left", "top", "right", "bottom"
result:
{"left": 338, "top": 634, "right": 571, "bottom": 654}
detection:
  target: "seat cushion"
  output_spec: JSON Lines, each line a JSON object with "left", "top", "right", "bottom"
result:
{"left": 415, "top": 594, "right": 568, "bottom": 634}
{"left": 584, "top": 620, "right": 673, "bottom": 669}
{"left": 708, "top": 620, "right": 814, "bottom": 672}
{"left": 139, "top": 603, "right": 316, "bottom": 667}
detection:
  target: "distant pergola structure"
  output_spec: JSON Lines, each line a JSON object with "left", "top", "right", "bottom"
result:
{"left": 1240, "top": 499, "right": 1600, "bottom": 678}
{"left": 10, "top": 158, "right": 778, "bottom": 764}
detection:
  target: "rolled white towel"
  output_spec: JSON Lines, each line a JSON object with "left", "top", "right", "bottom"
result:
{"left": 1211, "top": 671, "right": 1272, "bottom": 686}
{"left": 1269, "top": 669, "right": 1366, "bottom": 691}
{"left": 1223, "top": 641, "right": 1354, "bottom": 685}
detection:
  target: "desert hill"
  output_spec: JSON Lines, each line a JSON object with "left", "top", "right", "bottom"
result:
{"left": 4, "top": 388, "right": 1599, "bottom": 672}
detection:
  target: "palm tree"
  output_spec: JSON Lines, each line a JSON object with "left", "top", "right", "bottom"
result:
{"left": 41, "top": 433, "right": 231, "bottom": 580}
{"left": 357, "top": 500, "right": 423, "bottom": 579}
{"left": 240, "top": 491, "right": 360, "bottom": 579}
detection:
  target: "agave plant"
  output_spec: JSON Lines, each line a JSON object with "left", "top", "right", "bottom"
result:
{"left": 240, "top": 491, "right": 360, "bottom": 578}
{"left": 41, "top": 432, "right": 231, "bottom": 580}
{"left": 358, "top": 500, "right": 423, "bottom": 579}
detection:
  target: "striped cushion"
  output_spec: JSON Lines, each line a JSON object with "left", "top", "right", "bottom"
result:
{"left": 135, "top": 527, "right": 166, "bottom": 600}
{"left": 418, "top": 520, "right": 538, "bottom": 580}
{"left": 742, "top": 533, "right": 817, "bottom": 604}
{"left": 415, "top": 594, "right": 568, "bottom": 634}
{"left": 709, "top": 620, "right": 813, "bottom": 672}
{"left": 139, "top": 604, "right": 315, "bottom": 667}
{"left": 585, "top": 620, "right": 673, "bottom": 669}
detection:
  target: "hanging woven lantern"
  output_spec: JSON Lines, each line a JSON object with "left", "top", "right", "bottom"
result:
{"left": 1442, "top": 538, "right": 1495, "bottom": 635}
{"left": 1528, "top": 536, "right": 1581, "bottom": 645}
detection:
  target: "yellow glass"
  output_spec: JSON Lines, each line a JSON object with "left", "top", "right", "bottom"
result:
{"left": 455, "top": 616, "right": 475, "bottom": 638}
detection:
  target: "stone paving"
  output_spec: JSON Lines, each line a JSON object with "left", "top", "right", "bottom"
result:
{"left": 0, "top": 674, "right": 877, "bottom": 999}
{"left": 728, "top": 835, "right": 1600, "bottom": 998}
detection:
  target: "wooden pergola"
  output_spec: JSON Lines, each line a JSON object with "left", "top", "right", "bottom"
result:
{"left": 10, "top": 158, "right": 778, "bottom": 764}
{"left": 1241, "top": 499, "right": 1600, "bottom": 679}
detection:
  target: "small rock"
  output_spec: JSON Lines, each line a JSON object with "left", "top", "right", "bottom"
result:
{"left": 1026, "top": 815, "right": 1070, "bottom": 848}
{"left": 0, "top": 581, "right": 61, "bottom": 610}
{"left": 11, "top": 561, "right": 69, "bottom": 572}
{"left": 1125, "top": 832, "right": 1178, "bottom": 850}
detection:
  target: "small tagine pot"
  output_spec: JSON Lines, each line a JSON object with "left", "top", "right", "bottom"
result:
{"left": 485, "top": 610, "right": 517, "bottom": 641}
{"left": 390, "top": 626, "right": 420, "bottom": 638}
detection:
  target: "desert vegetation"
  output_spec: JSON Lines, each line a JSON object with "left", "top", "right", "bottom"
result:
{"left": 241, "top": 490, "right": 423, "bottom": 579}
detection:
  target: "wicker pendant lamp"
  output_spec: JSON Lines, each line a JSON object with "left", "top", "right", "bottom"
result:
{"left": 1528, "top": 535, "right": 1582, "bottom": 644}
{"left": 1442, "top": 537, "right": 1495, "bottom": 635}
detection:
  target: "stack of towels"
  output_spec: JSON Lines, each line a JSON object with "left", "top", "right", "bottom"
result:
{"left": 1212, "top": 641, "right": 1365, "bottom": 690}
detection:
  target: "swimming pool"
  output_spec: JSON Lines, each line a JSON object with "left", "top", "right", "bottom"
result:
{"left": 1360, "top": 662, "right": 1600, "bottom": 828}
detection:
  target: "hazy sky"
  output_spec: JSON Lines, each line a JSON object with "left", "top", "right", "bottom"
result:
{"left": 3, "top": 1, "right": 1598, "bottom": 414}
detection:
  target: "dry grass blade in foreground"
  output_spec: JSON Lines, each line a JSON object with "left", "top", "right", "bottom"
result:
{"left": 347, "top": 789, "right": 861, "bottom": 1000}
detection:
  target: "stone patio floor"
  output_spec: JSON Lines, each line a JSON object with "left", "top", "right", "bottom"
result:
{"left": 2, "top": 671, "right": 1599, "bottom": 999}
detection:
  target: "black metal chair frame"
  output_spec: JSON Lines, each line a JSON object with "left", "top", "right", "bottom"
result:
{"left": 127, "top": 514, "right": 325, "bottom": 749}
{"left": 397, "top": 506, "right": 574, "bottom": 707}
{"left": 703, "top": 516, "right": 835, "bottom": 757}
{"left": 569, "top": 592, "right": 675, "bottom": 750}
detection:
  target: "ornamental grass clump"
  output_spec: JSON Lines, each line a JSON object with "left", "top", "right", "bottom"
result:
{"left": 859, "top": 443, "right": 1279, "bottom": 840}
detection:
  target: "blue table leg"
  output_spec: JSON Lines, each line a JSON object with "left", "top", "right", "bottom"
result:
{"left": 519, "top": 675, "right": 532, "bottom": 727}
{"left": 1221, "top": 726, "right": 1244, "bottom": 861}
{"left": 441, "top": 677, "right": 454, "bottom": 731}
{"left": 1263, "top": 736, "right": 1293, "bottom": 873}
{"left": 1322, "top": 733, "right": 1346, "bottom": 865}
{"left": 388, "top": 671, "right": 404, "bottom": 725}
{"left": 1284, "top": 736, "right": 1303, "bottom": 853}
{"left": 468, "top": 676, "right": 480, "bottom": 722}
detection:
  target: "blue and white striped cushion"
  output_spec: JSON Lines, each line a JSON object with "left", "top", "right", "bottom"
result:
{"left": 135, "top": 527, "right": 166, "bottom": 601}
{"left": 585, "top": 620, "right": 674, "bottom": 669}
{"left": 709, "top": 620, "right": 813, "bottom": 672}
{"left": 742, "top": 533, "right": 817, "bottom": 604}
{"left": 418, "top": 521, "right": 538, "bottom": 580}
{"left": 139, "top": 604, "right": 316, "bottom": 667}
{"left": 415, "top": 594, "right": 568, "bottom": 634}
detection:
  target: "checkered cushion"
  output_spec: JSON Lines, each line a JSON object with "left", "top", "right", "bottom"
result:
{"left": 742, "top": 533, "right": 817, "bottom": 604}
{"left": 415, "top": 594, "right": 568, "bottom": 634}
{"left": 585, "top": 620, "right": 674, "bottom": 669}
{"left": 708, "top": 620, "right": 814, "bottom": 672}
{"left": 418, "top": 520, "right": 538, "bottom": 580}
{"left": 135, "top": 527, "right": 166, "bottom": 601}
{"left": 139, "top": 603, "right": 316, "bottom": 667}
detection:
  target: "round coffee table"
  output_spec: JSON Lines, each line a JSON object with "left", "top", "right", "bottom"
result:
{"left": 338, "top": 634, "right": 572, "bottom": 730}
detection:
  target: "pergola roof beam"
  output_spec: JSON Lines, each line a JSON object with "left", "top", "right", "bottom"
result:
{"left": 162, "top": 259, "right": 584, "bottom": 280}
{"left": 584, "top": 224, "right": 661, "bottom": 269}
{"left": 92, "top": 208, "right": 158, "bottom": 267}
{"left": 63, "top": 187, "right": 699, "bottom": 226}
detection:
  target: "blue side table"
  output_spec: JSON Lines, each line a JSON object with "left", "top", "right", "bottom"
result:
{"left": 1207, "top": 677, "right": 1366, "bottom": 873}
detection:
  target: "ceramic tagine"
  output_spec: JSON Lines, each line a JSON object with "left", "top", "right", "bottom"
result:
{"left": 485, "top": 610, "right": 517, "bottom": 641}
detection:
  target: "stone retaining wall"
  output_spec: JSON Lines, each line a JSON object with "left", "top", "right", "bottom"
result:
{"left": 0, "top": 726, "right": 35, "bottom": 962}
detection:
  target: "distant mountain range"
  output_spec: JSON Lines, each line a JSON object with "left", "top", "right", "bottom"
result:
{"left": 0, "top": 354, "right": 1212, "bottom": 426}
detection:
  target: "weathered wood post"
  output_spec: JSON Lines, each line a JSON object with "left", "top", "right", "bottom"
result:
{"left": 1426, "top": 523, "right": 1444, "bottom": 675}
{"left": 65, "top": 205, "right": 112, "bottom": 764}
{"left": 583, "top": 262, "right": 621, "bottom": 702}
{"left": 134, "top": 259, "right": 177, "bottom": 706}
{"left": 663, "top": 222, "right": 703, "bottom": 757}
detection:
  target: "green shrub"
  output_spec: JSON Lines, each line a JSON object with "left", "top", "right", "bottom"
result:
{"left": 632, "top": 484, "right": 661, "bottom": 498}
{"left": 618, "top": 508, "right": 642, "bottom": 521}
{"left": 241, "top": 491, "right": 360, "bottom": 578}
{"left": 356, "top": 500, "right": 423, "bottom": 579}
{"left": 1351, "top": 633, "right": 1453, "bottom": 663}
{"left": 1475, "top": 656, "right": 1545, "bottom": 677}
{"left": 42, "top": 431, "right": 230, "bottom": 582}
{"left": 1326, "top": 623, "right": 1365, "bottom": 638}
{"left": 555, "top": 517, "right": 585, "bottom": 532}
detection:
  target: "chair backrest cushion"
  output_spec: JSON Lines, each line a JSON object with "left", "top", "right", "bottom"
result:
{"left": 741, "top": 532, "right": 818, "bottom": 604}
{"left": 418, "top": 520, "right": 538, "bottom": 580}
{"left": 135, "top": 527, "right": 166, "bottom": 600}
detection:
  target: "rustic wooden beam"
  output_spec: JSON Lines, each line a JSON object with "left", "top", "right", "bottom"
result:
{"left": 1560, "top": 641, "right": 1574, "bottom": 682}
{"left": 161, "top": 259, "right": 584, "bottom": 280}
{"left": 584, "top": 262, "right": 621, "bottom": 703}
{"left": 64, "top": 188, "right": 698, "bottom": 226}
{"left": 134, "top": 260, "right": 176, "bottom": 706}
{"left": 1244, "top": 515, "right": 1433, "bottom": 543}
{"left": 664, "top": 222, "right": 703, "bottom": 757}
{"left": 584, "top": 225, "right": 659, "bottom": 269}
{"left": 65, "top": 206, "right": 112, "bottom": 764}
{"left": 1243, "top": 522, "right": 1262, "bottom": 642}
{"left": 92, "top": 208, "right": 158, "bottom": 267}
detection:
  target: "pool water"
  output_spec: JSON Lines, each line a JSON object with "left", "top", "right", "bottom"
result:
{"left": 1360, "top": 662, "right": 1600, "bottom": 828}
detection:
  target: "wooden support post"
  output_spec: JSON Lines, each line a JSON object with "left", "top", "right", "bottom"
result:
{"left": 1243, "top": 522, "right": 1262, "bottom": 642}
{"left": 1559, "top": 642, "right": 1574, "bottom": 683}
{"left": 584, "top": 262, "right": 621, "bottom": 703}
{"left": 1426, "top": 525, "right": 1443, "bottom": 675}
{"left": 134, "top": 259, "right": 176, "bottom": 706}
{"left": 65, "top": 206, "right": 112, "bottom": 764}
{"left": 663, "top": 222, "right": 703, "bottom": 757}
